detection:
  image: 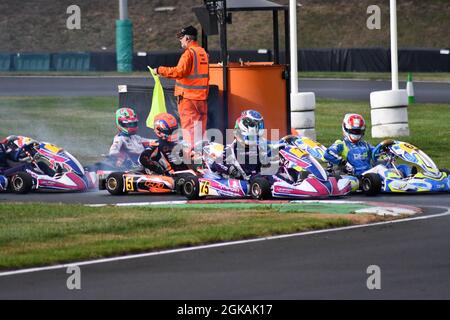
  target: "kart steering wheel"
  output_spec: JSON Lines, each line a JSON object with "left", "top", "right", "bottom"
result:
{"left": 372, "top": 139, "right": 395, "bottom": 161}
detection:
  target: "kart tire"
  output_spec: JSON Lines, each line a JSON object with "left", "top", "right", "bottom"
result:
{"left": 174, "top": 174, "right": 195, "bottom": 195}
{"left": 105, "top": 172, "right": 127, "bottom": 195}
{"left": 250, "top": 177, "right": 272, "bottom": 200}
{"left": 182, "top": 176, "right": 199, "bottom": 200}
{"left": 10, "top": 172, "right": 33, "bottom": 194}
{"left": 361, "top": 173, "right": 382, "bottom": 196}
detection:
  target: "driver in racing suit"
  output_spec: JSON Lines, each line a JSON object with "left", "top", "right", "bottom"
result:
{"left": 138, "top": 112, "right": 191, "bottom": 175}
{"left": 108, "top": 107, "right": 154, "bottom": 169}
{"left": 205, "top": 110, "right": 277, "bottom": 180}
{"left": 324, "top": 113, "right": 375, "bottom": 176}
{"left": 89, "top": 107, "right": 153, "bottom": 171}
{"left": 0, "top": 135, "right": 58, "bottom": 176}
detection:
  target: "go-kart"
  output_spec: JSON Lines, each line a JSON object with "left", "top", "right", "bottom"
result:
{"left": 267, "top": 144, "right": 352, "bottom": 199}
{"left": 355, "top": 140, "right": 449, "bottom": 195}
{"left": 1, "top": 136, "right": 95, "bottom": 194}
{"left": 98, "top": 143, "right": 199, "bottom": 196}
{"left": 180, "top": 140, "right": 351, "bottom": 200}
{"left": 99, "top": 168, "right": 198, "bottom": 195}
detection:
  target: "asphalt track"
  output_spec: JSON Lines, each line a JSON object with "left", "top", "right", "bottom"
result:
{"left": 1, "top": 76, "right": 450, "bottom": 103}
{"left": 0, "top": 191, "right": 449, "bottom": 299}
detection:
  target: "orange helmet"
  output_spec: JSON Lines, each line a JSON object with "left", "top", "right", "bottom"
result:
{"left": 154, "top": 113, "right": 178, "bottom": 141}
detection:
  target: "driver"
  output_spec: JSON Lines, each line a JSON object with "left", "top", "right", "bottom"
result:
{"left": 206, "top": 110, "right": 275, "bottom": 179}
{"left": 138, "top": 112, "right": 191, "bottom": 174}
{"left": 106, "top": 107, "right": 153, "bottom": 169}
{"left": 324, "top": 113, "right": 375, "bottom": 176}
{"left": 0, "top": 135, "right": 57, "bottom": 176}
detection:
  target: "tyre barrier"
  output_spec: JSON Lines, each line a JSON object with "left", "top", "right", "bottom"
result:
{"left": 290, "top": 92, "right": 316, "bottom": 140}
{"left": 370, "top": 90, "right": 410, "bottom": 138}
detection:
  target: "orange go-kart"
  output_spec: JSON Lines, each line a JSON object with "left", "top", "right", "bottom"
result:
{"left": 99, "top": 169, "right": 197, "bottom": 195}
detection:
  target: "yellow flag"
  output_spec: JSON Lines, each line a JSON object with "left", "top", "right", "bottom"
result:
{"left": 146, "top": 66, "right": 167, "bottom": 128}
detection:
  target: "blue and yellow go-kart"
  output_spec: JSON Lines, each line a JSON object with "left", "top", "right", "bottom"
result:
{"left": 357, "top": 140, "right": 449, "bottom": 195}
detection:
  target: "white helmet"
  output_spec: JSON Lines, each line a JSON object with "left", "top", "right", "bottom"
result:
{"left": 234, "top": 110, "right": 265, "bottom": 146}
{"left": 342, "top": 113, "right": 366, "bottom": 143}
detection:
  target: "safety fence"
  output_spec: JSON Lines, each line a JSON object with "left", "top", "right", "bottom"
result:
{"left": 0, "top": 48, "right": 448, "bottom": 72}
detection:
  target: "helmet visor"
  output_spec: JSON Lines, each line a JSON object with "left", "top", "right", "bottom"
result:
{"left": 346, "top": 128, "right": 364, "bottom": 135}
{"left": 157, "top": 126, "right": 177, "bottom": 137}
{"left": 242, "top": 118, "right": 263, "bottom": 130}
{"left": 120, "top": 120, "right": 138, "bottom": 128}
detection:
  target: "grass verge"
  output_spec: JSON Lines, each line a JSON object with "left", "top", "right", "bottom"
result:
{"left": 0, "top": 203, "right": 388, "bottom": 270}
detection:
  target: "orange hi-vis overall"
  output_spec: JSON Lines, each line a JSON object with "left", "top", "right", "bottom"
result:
{"left": 157, "top": 42, "right": 209, "bottom": 148}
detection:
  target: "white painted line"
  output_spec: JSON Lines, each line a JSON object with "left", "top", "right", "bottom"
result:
{"left": 0, "top": 207, "right": 448, "bottom": 278}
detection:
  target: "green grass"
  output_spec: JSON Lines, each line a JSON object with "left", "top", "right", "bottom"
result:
{"left": 0, "top": 203, "right": 376, "bottom": 270}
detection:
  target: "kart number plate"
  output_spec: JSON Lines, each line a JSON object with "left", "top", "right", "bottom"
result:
{"left": 125, "top": 176, "right": 135, "bottom": 191}
{"left": 291, "top": 148, "right": 308, "bottom": 158}
{"left": 44, "top": 143, "right": 62, "bottom": 153}
{"left": 199, "top": 181, "right": 210, "bottom": 196}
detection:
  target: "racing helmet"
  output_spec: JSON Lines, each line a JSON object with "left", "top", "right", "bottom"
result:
{"left": 154, "top": 113, "right": 178, "bottom": 142}
{"left": 234, "top": 109, "right": 265, "bottom": 146}
{"left": 342, "top": 113, "right": 366, "bottom": 143}
{"left": 116, "top": 107, "right": 138, "bottom": 135}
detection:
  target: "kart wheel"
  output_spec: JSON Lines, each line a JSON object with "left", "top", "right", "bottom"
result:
{"left": 10, "top": 172, "right": 33, "bottom": 194}
{"left": 182, "top": 176, "right": 199, "bottom": 200}
{"left": 174, "top": 174, "right": 195, "bottom": 195}
{"left": 105, "top": 172, "right": 127, "bottom": 195}
{"left": 250, "top": 177, "right": 272, "bottom": 200}
{"left": 361, "top": 173, "right": 382, "bottom": 196}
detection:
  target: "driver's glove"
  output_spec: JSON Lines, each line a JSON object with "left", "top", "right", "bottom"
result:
{"left": 341, "top": 160, "right": 355, "bottom": 175}
{"left": 228, "top": 165, "right": 241, "bottom": 178}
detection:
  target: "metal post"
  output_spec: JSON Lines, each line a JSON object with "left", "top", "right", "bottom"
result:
{"left": 289, "top": 0, "right": 298, "bottom": 94}
{"left": 284, "top": 8, "right": 291, "bottom": 134}
{"left": 218, "top": 0, "right": 228, "bottom": 129}
{"left": 272, "top": 10, "right": 279, "bottom": 64}
{"left": 390, "top": 0, "right": 399, "bottom": 90}
{"left": 202, "top": 29, "right": 208, "bottom": 52}
{"left": 119, "top": 0, "right": 128, "bottom": 20}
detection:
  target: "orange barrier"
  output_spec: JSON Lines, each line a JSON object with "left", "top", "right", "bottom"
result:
{"left": 209, "top": 62, "right": 288, "bottom": 139}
